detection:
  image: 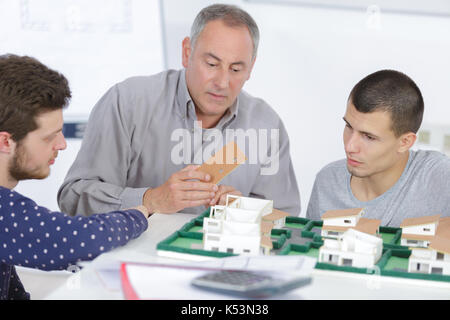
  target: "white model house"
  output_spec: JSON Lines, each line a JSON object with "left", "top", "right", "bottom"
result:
{"left": 408, "top": 236, "right": 450, "bottom": 275}
{"left": 405, "top": 216, "right": 450, "bottom": 275}
{"left": 318, "top": 228, "right": 383, "bottom": 268}
{"left": 400, "top": 214, "right": 441, "bottom": 248}
{"left": 225, "top": 194, "right": 274, "bottom": 215}
{"left": 202, "top": 195, "right": 275, "bottom": 256}
{"left": 321, "top": 208, "right": 380, "bottom": 239}
{"left": 321, "top": 208, "right": 364, "bottom": 238}
{"left": 262, "top": 209, "right": 290, "bottom": 228}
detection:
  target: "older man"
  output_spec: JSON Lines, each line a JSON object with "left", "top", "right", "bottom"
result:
{"left": 58, "top": 4, "right": 300, "bottom": 216}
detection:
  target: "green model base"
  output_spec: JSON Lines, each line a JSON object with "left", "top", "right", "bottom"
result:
{"left": 156, "top": 208, "right": 450, "bottom": 283}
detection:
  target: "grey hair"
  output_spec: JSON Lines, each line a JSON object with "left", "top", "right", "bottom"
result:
{"left": 190, "top": 4, "right": 260, "bottom": 59}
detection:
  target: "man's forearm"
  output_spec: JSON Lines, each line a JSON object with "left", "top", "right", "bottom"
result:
{"left": 58, "top": 179, "right": 148, "bottom": 216}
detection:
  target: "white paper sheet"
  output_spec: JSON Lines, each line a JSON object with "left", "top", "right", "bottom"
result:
{"left": 122, "top": 255, "right": 316, "bottom": 299}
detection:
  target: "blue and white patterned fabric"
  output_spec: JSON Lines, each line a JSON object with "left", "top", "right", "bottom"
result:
{"left": 0, "top": 186, "right": 148, "bottom": 300}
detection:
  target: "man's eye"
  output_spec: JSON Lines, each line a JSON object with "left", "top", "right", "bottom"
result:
{"left": 45, "top": 134, "right": 58, "bottom": 142}
{"left": 365, "top": 134, "right": 375, "bottom": 141}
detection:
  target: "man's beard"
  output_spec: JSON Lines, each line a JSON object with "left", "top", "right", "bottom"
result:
{"left": 8, "top": 144, "right": 49, "bottom": 181}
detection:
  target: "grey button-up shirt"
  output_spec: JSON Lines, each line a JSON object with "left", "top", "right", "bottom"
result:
{"left": 58, "top": 69, "right": 300, "bottom": 216}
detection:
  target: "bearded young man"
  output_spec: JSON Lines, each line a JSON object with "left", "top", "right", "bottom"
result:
{"left": 0, "top": 54, "right": 149, "bottom": 300}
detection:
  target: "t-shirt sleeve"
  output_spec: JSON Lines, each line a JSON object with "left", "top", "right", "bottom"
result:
{"left": 422, "top": 154, "right": 450, "bottom": 217}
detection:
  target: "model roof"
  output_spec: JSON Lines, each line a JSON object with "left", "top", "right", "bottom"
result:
{"left": 321, "top": 208, "right": 364, "bottom": 220}
{"left": 436, "top": 217, "right": 450, "bottom": 239}
{"left": 429, "top": 236, "right": 450, "bottom": 255}
{"left": 263, "top": 209, "right": 290, "bottom": 221}
{"left": 401, "top": 233, "right": 435, "bottom": 241}
{"left": 322, "top": 217, "right": 380, "bottom": 235}
{"left": 198, "top": 141, "right": 247, "bottom": 184}
{"left": 322, "top": 225, "right": 351, "bottom": 232}
{"left": 354, "top": 218, "right": 381, "bottom": 235}
{"left": 400, "top": 214, "right": 441, "bottom": 228}
{"left": 261, "top": 221, "right": 274, "bottom": 234}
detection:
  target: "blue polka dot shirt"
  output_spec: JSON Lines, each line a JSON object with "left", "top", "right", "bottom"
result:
{"left": 0, "top": 186, "right": 148, "bottom": 300}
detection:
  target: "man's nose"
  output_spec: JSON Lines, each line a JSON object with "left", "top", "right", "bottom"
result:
{"left": 345, "top": 132, "right": 360, "bottom": 154}
{"left": 214, "top": 67, "right": 230, "bottom": 90}
{"left": 55, "top": 132, "right": 67, "bottom": 151}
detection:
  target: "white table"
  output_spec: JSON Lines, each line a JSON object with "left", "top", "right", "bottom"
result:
{"left": 41, "top": 212, "right": 450, "bottom": 300}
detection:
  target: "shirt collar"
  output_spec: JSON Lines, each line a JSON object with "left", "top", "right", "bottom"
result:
{"left": 177, "top": 68, "right": 239, "bottom": 129}
{"left": 215, "top": 98, "right": 238, "bottom": 129}
{"left": 176, "top": 69, "right": 192, "bottom": 120}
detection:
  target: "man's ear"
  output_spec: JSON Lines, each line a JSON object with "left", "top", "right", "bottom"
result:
{"left": 398, "top": 132, "right": 417, "bottom": 153}
{"left": 0, "top": 132, "right": 15, "bottom": 153}
{"left": 181, "top": 37, "right": 191, "bottom": 68}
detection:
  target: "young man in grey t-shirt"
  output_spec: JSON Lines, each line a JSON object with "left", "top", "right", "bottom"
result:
{"left": 306, "top": 70, "right": 450, "bottom": 227}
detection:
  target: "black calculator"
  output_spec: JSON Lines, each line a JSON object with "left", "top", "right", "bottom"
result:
{"left": 191, "top": 269, "right": 312, "bottom": 298}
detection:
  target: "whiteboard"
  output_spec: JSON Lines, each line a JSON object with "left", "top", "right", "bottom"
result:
{"left": 0, "top": 0, "right": 165, "bottom": 120}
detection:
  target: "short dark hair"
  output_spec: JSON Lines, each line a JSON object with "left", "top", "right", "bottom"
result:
{"left": 349, "top": 70, "right": 424, "bottom": 137}
{"left": 0, "top": 54, "right": 71, "bottom": 142}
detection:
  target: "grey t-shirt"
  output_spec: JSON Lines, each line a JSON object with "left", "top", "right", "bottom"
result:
{"left": 306, "top": 150, "right": 450, "bottom": 227}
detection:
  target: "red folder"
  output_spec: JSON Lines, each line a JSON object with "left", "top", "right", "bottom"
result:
{"left": 120, "top": 262, "right": 141, "bottom": 300}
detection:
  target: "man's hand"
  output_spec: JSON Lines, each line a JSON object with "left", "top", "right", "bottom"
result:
{"left": 129, "top": 205, "right": 151, "bottom": 219}
{"left": 142, "top": 165, "right": 218, "bottom": 214}
{"left": 209, "top": 185, "right": 243, "bottom": 206}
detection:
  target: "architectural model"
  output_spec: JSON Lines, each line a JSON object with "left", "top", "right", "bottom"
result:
{"left": 321, "top": 208, "right": 381, "bottom": 239}
{"left": 401, "top": 215, "right": 450, "bottom": 275}
{"left": 202, "top": 195, "right": 289, "bottom": 256}
{"left": 400, "top": 214, "right": 441, "bottom": 248}
{"left": 157, "top": 206, "right": 450, "bottom": 284}
{"left": 263, "top": 209, "right": 290, "bottom": 228}
{"left": 318, "top": 228, "right": 383, "bottom": 268}
{"left": 408, "top": 236, "right": 450, "bottom": 275}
